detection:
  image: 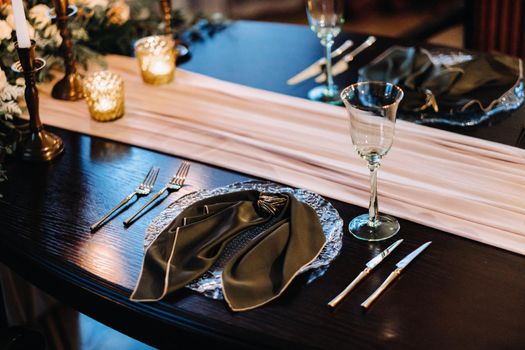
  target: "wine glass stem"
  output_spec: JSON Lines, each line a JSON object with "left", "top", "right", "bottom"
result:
{"left": 368, "top": 161, "right": 380, "bottom": 227}
{"left": 324, "top": 41, "right": 335, "bottom": 95}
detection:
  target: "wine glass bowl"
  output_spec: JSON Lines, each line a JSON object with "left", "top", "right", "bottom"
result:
{"left": 306, "top": 1, "right": 344, "bottom": 44}
{"left": 306, "top": 0, "right": 344, "bottom": 104}
{"left": 341, "top": 81, "right": 404, "bottom": 241}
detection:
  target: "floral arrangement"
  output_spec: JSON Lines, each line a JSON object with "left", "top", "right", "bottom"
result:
{"left": 0, "top": 65, "right": 24, "bottom": 186}
{"left": 0, "top": 0, "right": 226, "bottom": 184}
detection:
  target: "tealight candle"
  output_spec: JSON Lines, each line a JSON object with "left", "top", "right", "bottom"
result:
{"left": 83, "top": 71, "right": 124, "bottom": 122}
{"left": 95, "top": 97, "right": 117, "bottom": 113}
{"left": 134, "top": 35, "right": 176, "bottom": 85}
{"left": 149, "top": 61, "right": 172, "bottom": 75}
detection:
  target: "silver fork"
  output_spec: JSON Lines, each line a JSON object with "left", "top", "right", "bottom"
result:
{"left": 123, "top": 161, "right": 191, "bottom": 226}
{"left": 90, "top": 166, "right": 160, "bottom": 232}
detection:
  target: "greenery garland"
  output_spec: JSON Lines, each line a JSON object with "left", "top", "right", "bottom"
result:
{"left": 0, "top": 0, "right": 226, "bottom": 185}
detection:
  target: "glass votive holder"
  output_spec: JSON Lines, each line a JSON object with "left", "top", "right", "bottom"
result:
{"left": 83, "top": 71, "right": 125, "bottom": 122}
{"left": 134, "top": 35, "right": 176, "bottom": 85}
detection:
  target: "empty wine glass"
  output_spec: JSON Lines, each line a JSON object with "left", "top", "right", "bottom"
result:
{"left": 306, "top": 0, "right": 344, "bottom": 104}
{"left": 341, "top": 81, "right": 404, "bottom": 241}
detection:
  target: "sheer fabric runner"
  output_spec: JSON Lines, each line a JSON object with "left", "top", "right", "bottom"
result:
{"left": 40, "top": 55, "right": 525, "bottom": 254}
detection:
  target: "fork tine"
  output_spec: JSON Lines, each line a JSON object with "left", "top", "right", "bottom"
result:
{"left": 144, "top": 167, "right": 154, "bottom": 184}
{"left": 142, "top": 167, "right": 159, "bottom": 188}
{"left": 139, "top": 166, "right": 155, "bottom": 188}
{"left": 175, "top": 162, "right": 188, "bottom": 182}
{"left": 175, "top": 162, "right": 190, "bottom": 186}
{"left": 176, "top": 161, "right": 188, "bottom": 177}
{"left": 145, "top": 167, "right": 160, "bottom": 188}
{"left": 171, "top": 161, "right": 188, "bottom": 184}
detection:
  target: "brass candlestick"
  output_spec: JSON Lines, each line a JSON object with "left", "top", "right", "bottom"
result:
{"left": 49, "top": 0, "right": 83, "bottom": 101}
{"left": 13, "top": 41, "right": 65, "bottom": 162}
{"left": 160, "top": 0, "right": 172, "bottom": 35}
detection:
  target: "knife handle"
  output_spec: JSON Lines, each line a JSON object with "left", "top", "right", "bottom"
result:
{"left": 331, "top": 40, "right": 353, "bottom": 58}
{"left": 319, "top": 40, "right": 355, "bottom": 64}
{"left": 361, "top": 269, "right": 401, "bottom": 309}
{"left": 343, "top": 36, "right": 376, "bottom": 63}
{"left": 328, "top": 267, "right": 371, "bottom": 308}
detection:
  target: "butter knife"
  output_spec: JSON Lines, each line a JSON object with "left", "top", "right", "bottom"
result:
{"left": 361, "top": 241, "right": 432, "bottom": 309}
{"left": 315, "top": 36, "right": 376, "bottom": 83}
{"left": 287, "top": 39, "right": 354, "bottom": 85}
{"left": 328, "top": 239, "right": 403, "bottom": 308}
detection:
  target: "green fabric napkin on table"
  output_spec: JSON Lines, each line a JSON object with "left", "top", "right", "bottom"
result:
{"left": 359, "top": 46, "right": 522, "bottom": 118}
{"left": 131, "top": 190, "right": 326, "bottom": 311}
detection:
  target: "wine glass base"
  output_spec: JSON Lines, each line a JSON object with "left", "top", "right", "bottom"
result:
{"left": 348, "top": 214, "right": 400, "bottom": 241}
{"left": 307, "top": 86, "right": 342, "bottom": 105}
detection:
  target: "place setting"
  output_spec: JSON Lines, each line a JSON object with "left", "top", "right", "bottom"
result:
{"left": 2, "top": 0, "right": 525, "bottom": 348}
{"left": 4, "top": 0, "right": 509, "bottom": 314}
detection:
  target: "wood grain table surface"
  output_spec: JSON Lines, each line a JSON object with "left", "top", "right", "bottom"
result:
{"left": 1, "top": 21, "right": 524, "bottom": 349}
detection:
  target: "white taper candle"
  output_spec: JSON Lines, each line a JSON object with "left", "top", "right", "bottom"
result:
{"left": 11, "top": 0, "right": 31, "bottom": 48}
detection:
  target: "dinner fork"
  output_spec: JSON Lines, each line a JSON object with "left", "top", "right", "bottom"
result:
{"left": 90, "top": 166, "right": 160, "bottom": 232}
{"left": 123, "top": 161, "right": 191, "bottom": 226}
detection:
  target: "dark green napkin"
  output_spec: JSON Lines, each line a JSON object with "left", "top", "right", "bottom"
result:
{"left": 359, "top": 46, "right": 522, "bottom": 118}
{"left": 130, "top": 190, "right": 326, "bottom": 311}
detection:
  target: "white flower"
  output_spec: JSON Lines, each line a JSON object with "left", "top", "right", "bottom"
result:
{"left": 73, "top": 0, "right": 109, "bottom": 9}
{"left": 0, "top": 68, "right": 6, "bottom": 92}
{"left": 107, "top": 0, "right": 130, "bottom": 25}
{"left": 0, "top": 20, "right": 12, "bottom": 41}
{"left": 29, "top": 4, "right": 52, "bottom": 30}
{"left": 5, "top": 14, "right": 15, "bottom": 30}
{"left": 72, "top": 27, "right": 89, "bottom": 41}
{"left": 43, "top": 24, "right": 59, "bottom": 38}
{"left": 27, "top": 21, "right": 35, "bottom": 40}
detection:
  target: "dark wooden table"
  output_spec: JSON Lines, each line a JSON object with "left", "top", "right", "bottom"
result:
{"left": 1, "top": 21, "right": 524, "bottom": 349}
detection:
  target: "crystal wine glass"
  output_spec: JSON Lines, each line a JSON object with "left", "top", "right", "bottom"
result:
{"left": 341, "top": 81, "right": 404, "bottom": 241}
{"left": 306, "top": 0, "right": 345, "bottom": 104}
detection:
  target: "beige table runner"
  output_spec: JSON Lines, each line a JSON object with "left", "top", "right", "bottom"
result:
{"left": 38, "top": 55, "right": 525, "bottom": 254}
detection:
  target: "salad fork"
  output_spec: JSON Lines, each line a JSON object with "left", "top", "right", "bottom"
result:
{"left": 90, "top": 166, "right": 160, "bottom": 232}
{"left": 123, "top": 161, "right": 191, "bottom": 226}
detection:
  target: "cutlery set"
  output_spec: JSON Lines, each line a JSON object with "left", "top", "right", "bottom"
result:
{"left": 328, "top": 240, "right": 431, "bottom": 310}
{"left": 92, "top": 160, "right": 430, "bottom": 310}
{"left": 287, "top": 36, "right": 376, "bottom": 85}
{"left": 90, "top": 161, "right": 190, "bottom": 232}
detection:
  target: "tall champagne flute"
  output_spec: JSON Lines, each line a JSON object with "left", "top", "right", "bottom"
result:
{"left": 306, "top": 0, "right": 344, "bottom": 104}
{"left": 341, "top": 81, "right": 404, "bottom": 241}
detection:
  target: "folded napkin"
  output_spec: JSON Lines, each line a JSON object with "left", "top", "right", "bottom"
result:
{"left": 131, "top": 190, "right": 326, "bottom": 311}
{"left": 359, "top": 46, "right": 522, "bottom": 121}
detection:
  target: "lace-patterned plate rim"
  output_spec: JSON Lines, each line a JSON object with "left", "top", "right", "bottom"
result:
{"left": 144, "top": 180, "right": 344, "bottom": 300}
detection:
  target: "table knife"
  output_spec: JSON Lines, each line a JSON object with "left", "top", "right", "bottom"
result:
{"left": 328, "top": 239, "right": 403, "bottom": 308}
{"left": 361, "top": 241, "right": 432, "bottom": 309}
{"left": 315, "top": 36, "right": 376, "bottom": 83}
{"left": 286, "top": 40, "right": 354, "bottom": 85}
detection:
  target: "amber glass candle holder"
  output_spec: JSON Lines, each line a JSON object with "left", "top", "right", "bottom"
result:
{"left": 83, "top": 71, "right": 124, "bottom": 122}
{"left": 134, "top": 35, "right": 176, "bottom": 85}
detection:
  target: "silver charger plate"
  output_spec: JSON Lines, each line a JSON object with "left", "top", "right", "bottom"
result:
{"left": 145, "top": 180, "right": 344, "bottom": 300}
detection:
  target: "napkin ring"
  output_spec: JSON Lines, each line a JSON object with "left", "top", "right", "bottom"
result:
{"left": 257, "top": 193, "right": 287, "bottom": 216}
{"left": 417, "top": 89, "right": 439, "bottom": 113}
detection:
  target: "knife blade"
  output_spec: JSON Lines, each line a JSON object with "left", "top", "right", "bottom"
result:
{"left": 286, "top": 39, "right": 354, "bottom": 85}
{"left": 361, "top": 241, "right": 432, "bottom": 309}
{"left": 315, "top": 36, "right": 376, "bottom": 83}
{"left": 327, "top": 239, "right": 403, "bottom": 308}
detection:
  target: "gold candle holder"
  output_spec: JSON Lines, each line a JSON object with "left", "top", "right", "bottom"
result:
{"left": 160, "top": 0, "right": 172, "bottom": 36}
{"left": 83, "top": 71, "right": 124, "bottom": 122}
{"left": 12, "top": 41, "right": 65, "bottom": 162}
{"left": 48, "top": 1, "right": 83, "bottom": 101}
{"left": 134, "top": 35, "right": 176, "bottom": 85}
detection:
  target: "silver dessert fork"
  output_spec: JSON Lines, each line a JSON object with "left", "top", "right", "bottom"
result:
{"left": 123, "top": 161, "right": 191, "bottom": 226}
{"left": 90, "top": 166, "right": 160, "bottom": 232}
